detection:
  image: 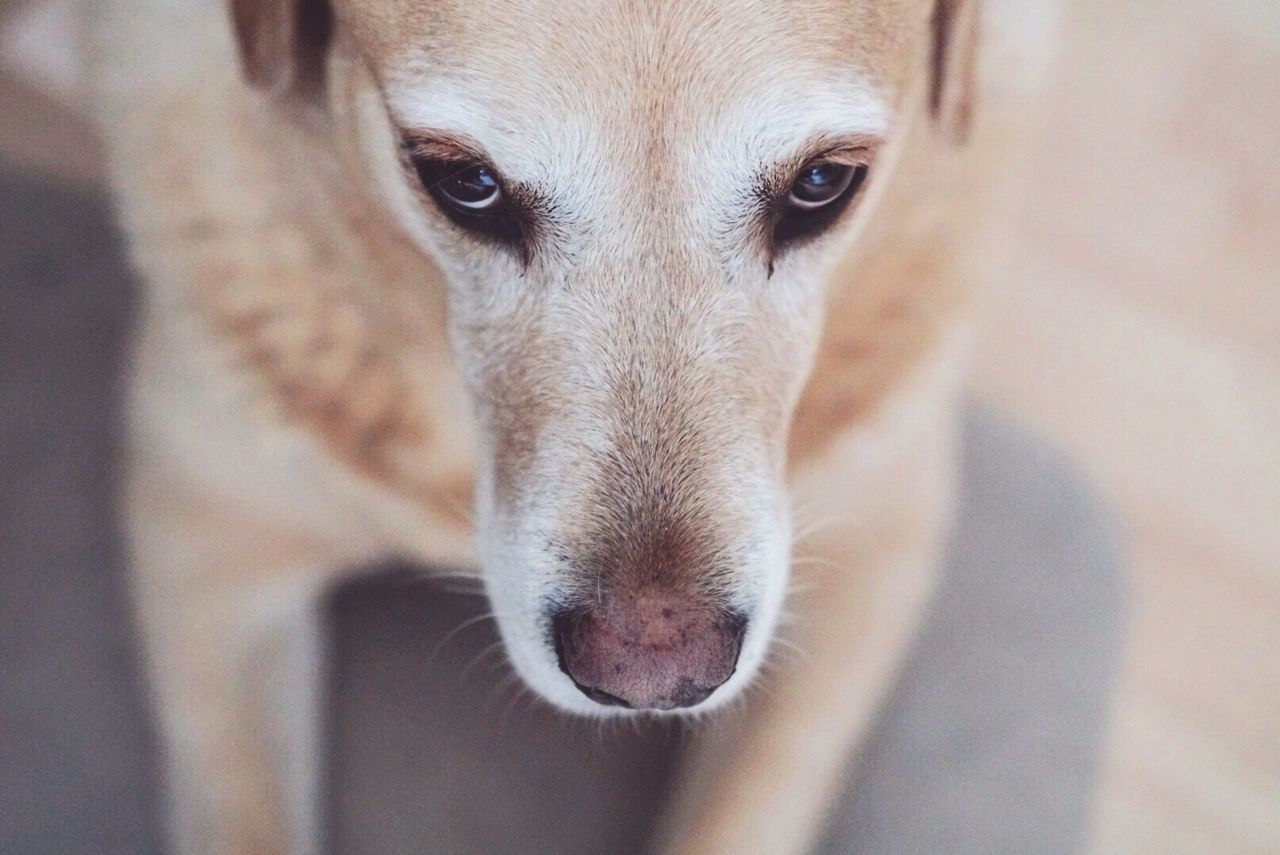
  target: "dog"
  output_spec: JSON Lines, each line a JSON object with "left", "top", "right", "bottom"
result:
{"left": 87, "top": 0, "right": 1049, "bottom": 851}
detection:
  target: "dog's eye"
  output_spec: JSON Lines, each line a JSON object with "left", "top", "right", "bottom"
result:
{"left": 412, "top": 158, "right": 507, "bottom": 214}
{"left": 434, "top": 163, "right": 503, "bottom": 211}
{"left": 408, "top": 153, "right": 524, "bottom": 249}
{"left": 772, "top": 160, "right": 869, "bottom": 250}
{"left": 788, "top": 163, "right": 861, "bottom": 210}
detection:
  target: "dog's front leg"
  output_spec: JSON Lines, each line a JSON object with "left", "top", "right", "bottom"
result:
{"left": 657, "top": 449, "right": 952, "bottom": 855}
{"left": 127, "top": 473, "right": 338, "bottom": 855}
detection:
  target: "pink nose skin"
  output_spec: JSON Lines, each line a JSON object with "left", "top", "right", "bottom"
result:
{"left": 552, "top": 598, "right": 747, "bottom": 711}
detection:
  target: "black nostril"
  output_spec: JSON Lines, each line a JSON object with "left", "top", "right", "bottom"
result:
{"left": 551, "top": 608, "right": 578, "bottom": 677}
{"left": 667, "top": 680, "right": 715, "bottom": 709}
{"left": 579, "top": 685, "right": 633, "bottom": 708}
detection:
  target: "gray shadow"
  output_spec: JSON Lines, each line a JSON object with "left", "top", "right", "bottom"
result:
{"left": 0, "top": 167, "right": 161, "bottom": 855}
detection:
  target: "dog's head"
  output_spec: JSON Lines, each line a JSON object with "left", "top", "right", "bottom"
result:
{"left": 231, "top": 0, "right": 974, "bottom": 714}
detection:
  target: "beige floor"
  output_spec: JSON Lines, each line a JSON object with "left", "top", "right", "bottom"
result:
{"left": 3, "top": 1, "right": 1277, "bottom": 853}
{"left": 969, "top": 3, "right": 1280, "bottom": 853}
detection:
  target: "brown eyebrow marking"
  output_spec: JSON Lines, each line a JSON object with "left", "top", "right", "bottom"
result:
{"left": 398, "top": 128, "right": 493, "bottom": 166}
{"left": 761, "top": 132, "right": 882, "bottom": 197}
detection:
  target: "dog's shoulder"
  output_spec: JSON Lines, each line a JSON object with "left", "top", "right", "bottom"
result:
{"left": 90, "top": 0, "right": 478, "bottom": 545}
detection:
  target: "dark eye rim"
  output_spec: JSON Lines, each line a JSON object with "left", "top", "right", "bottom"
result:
{"left": 770, "top": 159, "right": 871, "bottom": 254}
{"left": 416, "top": 158, "right": 506, "bottom": 215}
{"left": 398, "top": 133, "right": 529, "bottom": 256}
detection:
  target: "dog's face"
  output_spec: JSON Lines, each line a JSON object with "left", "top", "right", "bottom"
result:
{"left": 235, "top": 0, "right": 952, "bottom": 714}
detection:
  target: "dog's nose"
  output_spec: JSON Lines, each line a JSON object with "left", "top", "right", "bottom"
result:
{"left": 552, "top": 599, "right": 746, "bottom": 711}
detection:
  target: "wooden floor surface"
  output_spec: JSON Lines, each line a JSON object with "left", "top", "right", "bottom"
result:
{"left": 970, "top": 2, "right": 1280, "bottom": 852}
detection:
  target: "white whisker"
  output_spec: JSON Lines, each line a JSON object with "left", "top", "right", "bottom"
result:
{"left": 424, "top": 611, "right": 497, "bottom": 665}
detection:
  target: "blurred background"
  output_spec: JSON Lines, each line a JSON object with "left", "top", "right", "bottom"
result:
{"left": 1, "top": 0, "right": 1276, "bottom": 852}
{"left": 967, "top": 4, "right": 1280, "bottom": 852}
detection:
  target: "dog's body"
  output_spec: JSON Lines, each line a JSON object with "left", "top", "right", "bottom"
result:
{"left": 88, "top": 0, "right": 1052, "bottom": 852}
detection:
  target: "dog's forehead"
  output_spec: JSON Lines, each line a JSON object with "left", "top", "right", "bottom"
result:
{"left": 351, "top": 0, "right": 915, "bottom": 177}
{"left": 346, "top": 0, "right": 921, "bottom": 78}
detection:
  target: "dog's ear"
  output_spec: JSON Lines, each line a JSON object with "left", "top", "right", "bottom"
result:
{"left": 230, "top": 0, "right": 334, "bottom": 100}
{"left": 928, "top": 0, "right": 980, "bottom": 141}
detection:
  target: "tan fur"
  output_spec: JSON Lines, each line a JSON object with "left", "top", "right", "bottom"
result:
{"left": 790, "top": 120, "right": 979, "bottom": 463}
{"left": 87, "top": 0, "right": 1046, "bottom": 851}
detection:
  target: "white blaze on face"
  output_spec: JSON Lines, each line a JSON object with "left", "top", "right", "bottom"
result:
{"left": 348, "top": 9, "right": 896, "bottom": 713}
